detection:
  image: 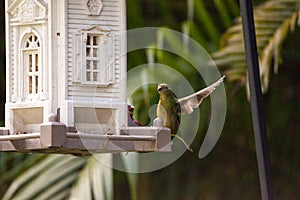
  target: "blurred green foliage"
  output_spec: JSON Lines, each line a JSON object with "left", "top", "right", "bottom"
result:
{"left": 120, "top": 1, "right": 300, "bottom": 199}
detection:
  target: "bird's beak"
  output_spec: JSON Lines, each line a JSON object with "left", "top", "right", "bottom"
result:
{"left": 157, "top": 85, "right": 162, "bottom": 93}
{"left": 127, "top": 104, "right": 134, "bottom": 114}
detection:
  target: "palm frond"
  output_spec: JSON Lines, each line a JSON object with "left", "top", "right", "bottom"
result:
{"left": 69, "top": 154, "right": 113, "bottom": 200}
{"left": 213, "top": 0, "right": 300, "bottom": 92}
{"left": 184, "top": 0, "right": 240, "bottom": 52}
{"left": 3, "top": 154, "right": 114, "bottom": 200}
{"left": 3, "top": 155, "right": 87, "bottom": 200}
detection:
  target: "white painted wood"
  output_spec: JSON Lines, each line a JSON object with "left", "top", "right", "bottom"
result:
{"left": 5, "top": 0, "right": 127, "bottom": 135}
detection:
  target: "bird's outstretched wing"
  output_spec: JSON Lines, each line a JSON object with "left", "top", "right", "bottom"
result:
{"left": 177, "top": 76, "right": 225, "bottom": 114}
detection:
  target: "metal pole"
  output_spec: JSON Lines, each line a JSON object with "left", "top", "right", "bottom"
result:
{"left": 238, "top": 0, "right": 274, "bottom": 199}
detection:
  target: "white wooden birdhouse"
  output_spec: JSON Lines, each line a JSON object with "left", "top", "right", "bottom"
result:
{"left": 0, "top": 0, "right": 171, "bottom": 155}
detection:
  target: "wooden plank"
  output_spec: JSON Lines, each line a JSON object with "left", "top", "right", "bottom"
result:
{"left": 0, "top": 127, "right": 171, "bottom": 155}
{"left": 0, "top": 133, "right": 40, "bottom": 141}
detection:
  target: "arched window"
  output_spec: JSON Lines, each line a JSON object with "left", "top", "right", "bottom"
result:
{"left": 22, "top": 33, "right": 41, "bottom": 99}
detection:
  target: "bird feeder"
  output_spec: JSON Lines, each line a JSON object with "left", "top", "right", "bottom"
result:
{"left": 0, "top": 0, "right": 171, "bottom": 156}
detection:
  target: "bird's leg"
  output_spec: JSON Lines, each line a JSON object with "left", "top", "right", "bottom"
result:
{"left": 171, "top": 134, "right": 193, "bottom": 152}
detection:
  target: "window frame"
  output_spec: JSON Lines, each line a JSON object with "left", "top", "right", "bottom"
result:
{"left": 20, "top": 33, "right": 42, "bottom": 101}
{"left": 82, "top": 31, "right": 109, "bottom": 86}
{"left": 84, "top": 34, "right": 102, "bottom": 83}
{"left": 73, "top": 27, "right": 115, "bottom": 87}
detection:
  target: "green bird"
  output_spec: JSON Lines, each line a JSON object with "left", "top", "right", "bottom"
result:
{"left": 156, "top": 76, "right": 225, "bottom": 151}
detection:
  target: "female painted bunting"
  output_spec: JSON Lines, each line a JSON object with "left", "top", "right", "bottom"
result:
{"left": 156, "top": 76, "right": 225, "bottom": 151}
